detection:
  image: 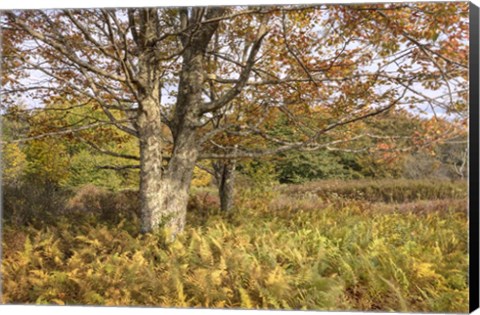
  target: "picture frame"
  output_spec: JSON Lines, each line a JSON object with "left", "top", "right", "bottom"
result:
{"left": 1, "top": 0, "right": 479, "bottom": 314}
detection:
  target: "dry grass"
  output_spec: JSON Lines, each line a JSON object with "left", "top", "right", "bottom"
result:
{"left": 280, "top": 178, "right": 467, "bottom": 203}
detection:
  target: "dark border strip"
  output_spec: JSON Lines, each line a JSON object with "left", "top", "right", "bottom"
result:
{"left": 470, "top": 1, "right": 480, "bottom": 313}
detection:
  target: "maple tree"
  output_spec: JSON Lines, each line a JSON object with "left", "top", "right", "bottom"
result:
{"left": 1, "top": 3, "right": 468, "bottom": 236}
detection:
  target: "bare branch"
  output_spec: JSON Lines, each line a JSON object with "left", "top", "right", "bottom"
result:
{"left": 78, "top": 137, "right": 140, "bottom": 161}
{"left": 199, "top": 87, "right": 409, "bottom": 160}
{"left": 1, "top": 122, "right": 110, "bottom": 144}
{"left": 199, "top": 17, "right": 269, "bottom": 114}
{"left": 96, "top": 164, "right": 140, "bottom": 170}
{"left": 281, "top": 10, "right": 319, "bottom": 88}
{"left": 6, "top": 11, "right": 127, "bottom": 83}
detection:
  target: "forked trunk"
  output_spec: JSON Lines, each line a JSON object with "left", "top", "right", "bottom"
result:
{"left": 138, "top": 102, "right": 198, "bottom": 236}
{"left": 138, "top": 7, "right": 225, "bottom": 236}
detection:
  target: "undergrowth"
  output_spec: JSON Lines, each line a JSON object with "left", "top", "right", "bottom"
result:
{"left": 1, "top": 180, "right": 468, "bottom": 312}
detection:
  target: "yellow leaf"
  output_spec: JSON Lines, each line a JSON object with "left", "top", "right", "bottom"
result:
{"left": 51, "top": 298, "right": 65, "bottom": 305}
{"left": 239, "top": 288, "right": 253, "bottom": 308}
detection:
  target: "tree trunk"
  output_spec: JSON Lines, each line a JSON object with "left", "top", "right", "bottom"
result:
{"left": 137, "top": 7, "right": 225, "bottom": 236}
{"left": 138, "top": 47, "right": 206, "bottom": 237}
{"left": 213, "top": 159, "right": 236, "bottom": 212}
{"left": 137, "top": 96, "right": 165, "bottom": 233}
{"left": 138, "top": 97, "right": 199, "bottom": 237}
{"left": 158, "top": 128, "right": 199, "bottom": 236}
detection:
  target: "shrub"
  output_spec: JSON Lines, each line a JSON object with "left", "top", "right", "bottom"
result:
{"left": 237, "top": 160, "right": 278, "bottom": 191}
{"left": 274, "top": 150, "right": 363, "bottom": 184}
{"left": 191, "top": 166, "right": 213, "bottom": 188}
{"left": 187, "top": 192, "right": 220, "bottom": 224}
{"left": 65, "top": 184, "right": 140, "bottom": 225}
{"left": 2, "top": 179, "right": 70, "bottom": 226}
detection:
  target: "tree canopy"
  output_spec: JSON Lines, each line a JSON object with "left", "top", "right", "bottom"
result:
{"left": 1, "top": 3, "right": 469, "bottom": 235}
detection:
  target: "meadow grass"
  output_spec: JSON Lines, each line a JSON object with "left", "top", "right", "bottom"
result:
{"left": 280, "top": 178, "right": 467, "bottom": 202}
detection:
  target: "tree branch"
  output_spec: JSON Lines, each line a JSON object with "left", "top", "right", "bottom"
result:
{"left": 1, "top": 122, "right": 110, "bottom": 144}
{"left": 96, "top": 164, "right": 140, "bottom": 170}
{"left": 78, "top": 137, "right": 140, "bottom": 161}
{"left": 6, "top": 11, "right": 128, "bottom": 83}
{"left": 199, "top": 18, "right": 269, "bottom": 114}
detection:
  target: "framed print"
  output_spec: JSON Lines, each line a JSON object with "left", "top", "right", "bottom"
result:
{"left": 1, "top": 0, "right": 479, "bottom": 313}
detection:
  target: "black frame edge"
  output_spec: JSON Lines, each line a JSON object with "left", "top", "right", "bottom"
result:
{"left": 470, "top": 1, "right": 480, "bottom": 313}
